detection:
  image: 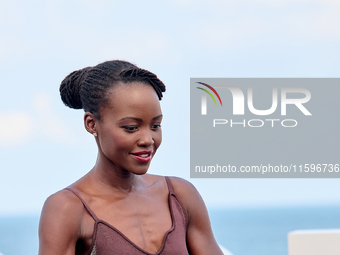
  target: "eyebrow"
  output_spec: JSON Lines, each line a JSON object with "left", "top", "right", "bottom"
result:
{"left": 119, "top": 114, "right": 163, "bottom": 122}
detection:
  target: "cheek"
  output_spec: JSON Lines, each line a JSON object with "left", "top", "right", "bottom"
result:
{"left": 102, "top": 131, "right": 130, "bottom": 150}
{"left": 154, "top": 130, "right": 162, "bottom": 148}
{"left": 113, "top": 135, "right": 130, "bottom": 149}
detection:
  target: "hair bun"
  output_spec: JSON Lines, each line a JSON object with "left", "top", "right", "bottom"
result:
{"left": 119, "top": 68, "right": 166, "bottom": 100}
{"left": 59, "top": 67, "right": 91, "bottom": 109}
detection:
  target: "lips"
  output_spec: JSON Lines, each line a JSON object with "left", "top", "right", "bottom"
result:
{"left": 130, "top": 150, "right": 153, "bottom": 163}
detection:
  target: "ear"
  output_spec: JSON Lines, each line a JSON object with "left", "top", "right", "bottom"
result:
{"left": 84, "top": 112, "right": 97, "bottom": 135}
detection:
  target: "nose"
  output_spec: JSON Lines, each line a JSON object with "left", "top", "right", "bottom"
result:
{"left": 137, "top": 128, "right": 154, "bottom": 147}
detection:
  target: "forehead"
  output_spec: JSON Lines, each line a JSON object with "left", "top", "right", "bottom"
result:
{"left": 101, "top": 82, "right": 162, "bottom": 119}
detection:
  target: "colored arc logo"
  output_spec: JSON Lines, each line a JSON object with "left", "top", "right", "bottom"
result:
{"left": 196, "top": 82, "right": 223, "bottom": 106}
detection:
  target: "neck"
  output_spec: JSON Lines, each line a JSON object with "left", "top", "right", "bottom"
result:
{"left": 88, "top": 153, "right": 142, "bottom": 194}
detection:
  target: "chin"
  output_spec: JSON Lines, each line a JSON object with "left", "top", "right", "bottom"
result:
{"left": 128, "top": 165, "right": 151, "bottom": 176}
{"left": 134, "top": 171, "right": 148, "bottom": 176}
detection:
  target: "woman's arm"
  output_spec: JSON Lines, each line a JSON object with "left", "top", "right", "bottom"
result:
{"left": 169, "top": 177, "right": 224, "bottom": 255}
{"left": 38, "top": 190, "right": 84, "bottom": 255}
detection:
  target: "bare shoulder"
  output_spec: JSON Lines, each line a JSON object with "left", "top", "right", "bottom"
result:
{"left": 166, "top": 177, "right": 204, "bottom": 219}
{"left": 41, "top": 189, "right": 85, "bottom": 220}
{"left": 167, "top": 177, "right": 223, "bottom": 254}
{"left": 38, "top": 189, "right": 85, "bottom": 255}
{"left": 145, "top": 175, "right": 207, "bottom": 223}
{"left": 167, "top": 176, "right": 197, "bottom": 194}
{"left": 145, "top": 174, "right": 198, "bottom": 196}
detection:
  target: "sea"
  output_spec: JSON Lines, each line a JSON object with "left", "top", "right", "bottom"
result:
{"left": 0, "top": 205, "right": 340, "bottom": 255}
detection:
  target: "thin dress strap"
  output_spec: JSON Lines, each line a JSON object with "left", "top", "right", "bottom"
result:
{"left": 64, "top": 187, "right": 99, "bottom": 221}
{"left": 165, "top": 176, "right": 175, "bottom": 195}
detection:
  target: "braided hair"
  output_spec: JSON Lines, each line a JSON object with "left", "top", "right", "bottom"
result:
{"left": 59, "top": 60, "right": 166, "bottom": 119}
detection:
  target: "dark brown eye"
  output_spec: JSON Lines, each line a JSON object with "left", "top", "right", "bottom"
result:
{"left": 123, "top": 126, "right": 138, "bottom": 132}
{"left": 151, "top": 124, "right": 161, "bottom": 130}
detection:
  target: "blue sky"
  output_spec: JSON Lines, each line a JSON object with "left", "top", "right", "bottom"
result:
{"left": 1, "top": 0, "right": 340, "bottom": 215}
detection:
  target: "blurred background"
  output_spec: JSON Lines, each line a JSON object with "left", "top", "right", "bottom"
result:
{"left": 0, "top": 0, "right": 339, "bottom": 254}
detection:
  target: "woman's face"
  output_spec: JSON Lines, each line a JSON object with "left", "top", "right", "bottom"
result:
{"left": 95, "top": 82, "right": 163, "bottom": 175}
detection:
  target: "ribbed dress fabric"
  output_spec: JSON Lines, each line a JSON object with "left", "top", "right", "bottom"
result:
{"left": 65, "top": 176, "right": 188, "bottom": 254}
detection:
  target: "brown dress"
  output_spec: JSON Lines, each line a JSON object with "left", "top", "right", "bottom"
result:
{"left": 65, "top": 177, "right": 189, "bottom": 255}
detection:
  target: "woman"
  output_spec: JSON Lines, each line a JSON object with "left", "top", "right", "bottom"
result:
{"left": 38, "top": 60, "right": 223, "bottom": 255}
